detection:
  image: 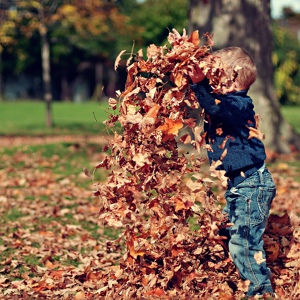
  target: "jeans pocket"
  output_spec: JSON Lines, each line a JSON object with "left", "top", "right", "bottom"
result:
{"left": 251, "top": 186, "right": 276, "bottom": 226}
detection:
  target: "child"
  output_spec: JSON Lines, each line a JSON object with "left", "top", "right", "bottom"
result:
{"left": 188, "top": 47, "right": 276, "bottom": 297}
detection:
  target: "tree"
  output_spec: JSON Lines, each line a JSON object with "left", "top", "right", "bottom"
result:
{"left": 0, "top": 0, "right": 65, "bottom": 127}
{"left": 273, "top": 25, "right": 300, "bottom": 105}
{"left": 273, "top": 9, "right": 300, "bottom": 106}
{"left": 129, "top": 0, "right": 189, "bottom": 47}
{"left": 188, "top": 0, "right": 300, "bottom": 153}
{"left": 0, "top": 0, "right": 136, "bottom": 121}
{"left": 52, "top": 0, "right": 136, "bottom": 98}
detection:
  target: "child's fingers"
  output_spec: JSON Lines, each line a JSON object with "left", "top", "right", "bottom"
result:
{"left": 171, "top": 28, "right": 181, "bottom": 39}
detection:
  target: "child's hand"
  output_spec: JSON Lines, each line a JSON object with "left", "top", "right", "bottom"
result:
{"left": 168, "top": 28, "right": 189, "bottom": 46}
{"left": 188, "top": 64, "right": 206, "bottom": 84}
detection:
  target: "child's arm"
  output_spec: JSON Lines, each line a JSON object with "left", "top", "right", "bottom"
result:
{"left": 191, "top": 80, "right": 254, "bottom": 124}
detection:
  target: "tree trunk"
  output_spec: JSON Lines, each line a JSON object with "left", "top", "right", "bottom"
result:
{"left": 188, "top": 0, "right": 300, "bottom": 153}
{"left": 39, "top": 7, "right": 53, "bottom": 128}
{"left": 61, "top": 72, "right": 70, "bottom": 101}
{"left": 107, "top": 66, "right": 117, "bottom": 97}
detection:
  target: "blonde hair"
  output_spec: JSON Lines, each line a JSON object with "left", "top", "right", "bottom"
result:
{"left": 212, "top": 47, "right": 257, "bottom": 90}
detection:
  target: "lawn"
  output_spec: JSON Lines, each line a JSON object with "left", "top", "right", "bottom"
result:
{"left": 0, "top": 101, "right": 300, "bottom": 136}
{"left": 0, "top": 100, "right": 112, "bottom": 136}
{"left": 281, "top": 105, "right": 300, "bottom": 133}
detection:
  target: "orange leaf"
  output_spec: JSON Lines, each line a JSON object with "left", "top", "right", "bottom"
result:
{"left": 126, "top": 235, "right": 146, "bottom": 259}
{"left": 49, "top": 270, "right": 64, "bottom": 279}
{"left": 75, "top": 291, "right": 86, "bottom": 300}
{"left": 45, "top": 260, "right": 61, "bottom": 269}
{"left": 173, "top": 71, "right": 189, "bottom": 87}
{"left": 32, "top": 280, "right": 54, "bottom": 292}
{"left": 157, "top": 118, "right": 183, "bottom": 136}
{"left": 145, "top": 104, "right": 161, "bottom": 119}
{"left": 145, "top": 288, "right": 166, "bottom": 297}
{"left": 188, "top": 30, "right": 200, "bottom": 46}
{"left": 171, "top": 245, "right": 185, "bottom": 257}
{"left": 39, "top": 231, "right": 55, "bottom": 237}
{"left": 246, "top": 126, "right": 265, "bottom": 140}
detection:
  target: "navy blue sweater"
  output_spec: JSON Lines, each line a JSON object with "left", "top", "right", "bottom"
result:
{"left": 190, "top": 79, "right": 266, "bottom": 189}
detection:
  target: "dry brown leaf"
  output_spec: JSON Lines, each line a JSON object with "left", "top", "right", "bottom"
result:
{"left": 114, "top": 49, "right": 126, "bottom": 70}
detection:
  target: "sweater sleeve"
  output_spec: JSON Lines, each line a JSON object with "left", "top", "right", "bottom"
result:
{"left": 190, "top": 79, "right": 254, "bottom": 124}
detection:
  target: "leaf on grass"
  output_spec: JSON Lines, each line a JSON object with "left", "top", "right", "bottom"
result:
{"left": 146, "top": 288, "right": 167, "bottom": 297}
{"left": 265, "top": 243, "right": 280, "bottom": 262}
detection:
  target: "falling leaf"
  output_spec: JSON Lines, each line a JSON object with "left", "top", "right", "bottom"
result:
{"left": 187, "top": 30, "right": 201, "bottom": 46}
{"left": 114, "top": 50, "right": 126, "bottom": 70}
{"left": 246, "top": 126, "right": 265, "bottom": 140}
{"left": 144, "top": 104, "right": 161, "bottom": 119}
{"left": 157, "top": 118, "right": 183, "bottom": 139}
{"left": 254, "top": 251, "right": 265, "bottom": 264}
{"left": 108, "top": 97, "right": 118, "bottom": 109}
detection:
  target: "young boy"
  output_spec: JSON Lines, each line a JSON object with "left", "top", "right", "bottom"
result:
{"left": 188, "top": 47, "right": 276, "bottom": 297}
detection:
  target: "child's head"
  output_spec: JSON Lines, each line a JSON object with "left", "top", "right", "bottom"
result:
{"left": 212, "top": 47, "right": 257, "bottom": 91}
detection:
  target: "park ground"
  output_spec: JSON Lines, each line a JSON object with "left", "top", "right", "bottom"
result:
{"left": 0, "top": 101, "right": 300, "bottom": 299}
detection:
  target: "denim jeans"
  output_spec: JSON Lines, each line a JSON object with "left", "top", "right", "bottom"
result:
{"left": 223, "top": 165, "right": 276, "bottom": 296}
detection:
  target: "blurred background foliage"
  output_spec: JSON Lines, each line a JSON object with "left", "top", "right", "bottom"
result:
{"left": 0, "top": 0, "right": 299, "bottom": 105}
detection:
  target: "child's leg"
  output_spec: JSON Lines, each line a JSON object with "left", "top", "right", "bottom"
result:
{"left": 224, "top": 167, "right": 276, "bottom": 296}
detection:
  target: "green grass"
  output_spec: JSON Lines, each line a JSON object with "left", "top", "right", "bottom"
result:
{"left": 281, "top": 105, "right": 300, "bottom": 133}
{"left": 0, "top": 100, "right": 114, "bottom": 136}
{"left": 0, "top": 100, "right": 299, "bottom": 137}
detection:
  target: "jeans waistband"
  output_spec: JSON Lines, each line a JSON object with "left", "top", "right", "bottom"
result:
{"left": 258, "top": 163, "right": 266, "bottom": 173}
{"left": 227, "top": 161, "right": 265, "bottom": 189}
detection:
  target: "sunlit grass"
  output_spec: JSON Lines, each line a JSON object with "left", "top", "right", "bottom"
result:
{"left": 281, "top": 105, "right": 300, "bottom": 133}
{"left": 0, "top": 100, "right": 113, "bottom": 136}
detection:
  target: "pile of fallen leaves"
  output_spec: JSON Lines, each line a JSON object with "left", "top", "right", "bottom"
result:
{"left": 92, "top": 29, "right": 300, "bottom": 299}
